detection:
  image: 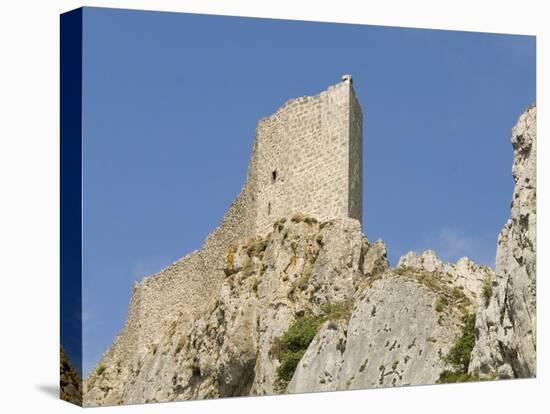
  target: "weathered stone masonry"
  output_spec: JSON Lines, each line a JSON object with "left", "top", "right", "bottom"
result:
{"left": 253, "top": 75, "right": 363, "bottom": 234}
{"left": 87, "top": 76, "right": 364, "bottom": 389}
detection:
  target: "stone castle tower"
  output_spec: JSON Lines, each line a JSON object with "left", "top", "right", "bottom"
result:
{"left": 250, "top": 74, "right": 363, "bottom": 235}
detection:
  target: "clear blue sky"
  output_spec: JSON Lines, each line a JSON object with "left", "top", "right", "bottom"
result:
{"left": 79, "top": 7, "right": 535, "bottom": 375}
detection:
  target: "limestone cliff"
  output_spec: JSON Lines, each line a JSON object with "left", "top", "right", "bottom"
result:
{"left": 287, "top": 251, "right": 492, "bottom": 393}
{"left": 469, "top": 105, "right": 537, "bottom": 379}
{"left": 85, "top": 216, "right": 387, "bottom": 404}
{"left": 85, "top": 215, "right": 495, "bottom": 405}
{"left": 83, "top": 96, "right": 536, "bottom": 406}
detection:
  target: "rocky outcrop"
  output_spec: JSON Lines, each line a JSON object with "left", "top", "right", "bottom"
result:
{"left": 85, "top": 216, "right": 389, "bottom": 405}
{"left": 85, "top": 213, "right": 496, "bottom": 406}
{"left": 83, "top": 103, "right": 536, "bottom": 406}
{"left": 289, "top": 274, "right": 463, "bottom": 392}
{"left": 287, "top": 252, "right": 491, "bottom": 393}
{"left": 397, "top": 250, "right": 495, "bottom": 308}
{"left": 60, "top": 347, "right": 82, "bottom": 405}
{"left": 469, "top": 106, "right": 537, "bottom": 379}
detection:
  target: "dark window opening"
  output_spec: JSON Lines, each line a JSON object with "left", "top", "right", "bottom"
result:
{"left": 268, "top": 202, "right": 271, "bottom": 215}
{"left": 271, "top": 170, "right": 277, "bottom": 183}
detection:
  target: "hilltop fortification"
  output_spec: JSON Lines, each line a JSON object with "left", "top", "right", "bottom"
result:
{"left": 84, "top": 77, "right": 363, "bottom": 404}
{"left": 82, "top": 80, "right": 535, "bottom": 407}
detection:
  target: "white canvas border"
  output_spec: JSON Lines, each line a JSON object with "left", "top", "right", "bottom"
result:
{"left": 0, "top": 1, "right": 547, "bottom": 413}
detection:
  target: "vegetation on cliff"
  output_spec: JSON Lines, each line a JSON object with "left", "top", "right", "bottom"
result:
{"left": 437, "top": 314, "right": 478, "bottom": 383}
{"left": 272, "top": 301, "right": 352, "bottom": 391}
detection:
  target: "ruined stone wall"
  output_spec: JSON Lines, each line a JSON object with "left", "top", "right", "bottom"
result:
{"left": 128, "top": 78, "right": 363, "bottom": 350}
{"left": 131, "top": 184, "right": 259, "bottom": 353}
{"left": 252, "top": 78, "right": 363, "bottom": 235}
{"left": 127, "top": 74, "right": 366, "bottom": 348}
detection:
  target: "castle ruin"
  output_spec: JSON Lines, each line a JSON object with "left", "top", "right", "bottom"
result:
{"left": 81, "top": 71, "right": 537, "bottom": 407}
{"left": 90, "top": 76, "right": 364, "bottom": 384}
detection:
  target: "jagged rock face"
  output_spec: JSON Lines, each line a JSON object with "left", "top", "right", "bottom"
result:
{"left": 60, "top": 348, "right": 82, "bottom": 405}
{"left": 397, "top": 250, "right": 494, "bottom": 308}
{"left": 287, "top": 254, "right": 490, "bottom": 393}
{"left": 84, "top": 216, "right": 389, "bottom": 405}
{"left": 469, "top": 106, "right": 536, "bottom": 379}
{"left": 84, "top": 217, "right": 499, "bottom": 405}
{"left": 398, "top": 250, "right": 443, "bottom": 272}
{"left": 83, "top": 105, "right": 535, "bottom": 406}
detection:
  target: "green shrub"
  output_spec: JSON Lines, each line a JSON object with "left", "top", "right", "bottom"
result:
{"left": 321, "top": 301, "right": 352, "bottom": 321}
{"left": 394, "top": 265, "right": 415, "bottom": 276}
{"left": 435, "top": 296, "right": 448, "bottom": 312}
{"left": 274, "top": 350, "right": 305, "bottom": 388}
{"left": 444, "top": 314, "right": 476, "bottom": 371}
{"left": 280, "top": 315, "right": 323, "bottom": 353}
{"left": 272, "top": 314, "right": 325, "bottom": 391}
{"left": 482, "top": 277, "right": 493, "bottom": 306}
{"left": 451, "top": 287, "right": 466, "bottom": 301}
{"left": 96, "top": 364, "right": 106, "bottom": 376}
{"left": 437, "top": 314, "right": 477, "bottom": 383}
{"left": 438, "top": 370, "right": 478, "bottom": 384}
{"left": 272, "top": 301, "right": 355, "bottom": 391}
